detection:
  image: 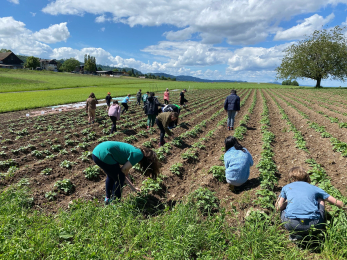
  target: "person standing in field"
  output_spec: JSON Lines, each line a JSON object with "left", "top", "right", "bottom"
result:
{"left": 224, "top": 89, "right": 240, "bottom": 131}
{"left": 145, "top": 92, "right": 163, "bottom": 130}
{"left": 86, "top": 92, "right": 98, "bottom": 124}
{"left": 92, "top": 141, "right": 160, "bottom": 205}
{"left": 156, "top": 112, "right": 178, "bottom": 146}
{"left": 142, "top": 91, "right": 149, "bottom": 106}
{"left": 121, "top": 94, "right": 131, "bottom": 114}
{"left": 163, "top": 88, "right": 170, "bottom": 104}
{"left": 105, "top": 92, "right": 112, "bottom": 111}
{"left": 108, "top": 100, "right": 121, "bottom": 133}
{"left": 224, "top": 136, "right": 253, "bottom": 192}
{"left": 136, "top": 89, "right": 142, "bottom": 106}
{"left": 276, "top": 167, "right": 345, "bottom": 241}
{"left": 179, "top": 89, "right": 188, "bottom": 107}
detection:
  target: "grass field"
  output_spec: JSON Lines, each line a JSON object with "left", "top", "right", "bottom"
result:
{"left": 0, "top": 70, "right": 296, "bottom": 113}
{"left": 1, "top": 86, "right": 347, "bottom": 258}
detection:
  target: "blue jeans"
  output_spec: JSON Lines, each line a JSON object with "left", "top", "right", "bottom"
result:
{"left": 280, "top": 204, "right": 325, "bottom": 236}
{"left": 92, "top": 154, "right": 125, "bottom": 199}
{"left": 227, "top": 110, "right": 237, "bottom": 127}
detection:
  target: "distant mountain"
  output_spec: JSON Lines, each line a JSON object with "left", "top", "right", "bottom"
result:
{"left": 151, "top": 73, "right": 246, "bottom": 83}
{"left": 267, "top": 81, "right": 282, "bottom": 85}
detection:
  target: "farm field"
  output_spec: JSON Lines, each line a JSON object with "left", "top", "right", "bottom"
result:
{"left": 1, "top": 86, "right": 347, "bottom": 258}
{"left": 0, "top": 70, "right": 288, "bottom": 113}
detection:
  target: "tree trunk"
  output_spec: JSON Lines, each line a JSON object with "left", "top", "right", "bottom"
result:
{"left": 315, "top": 78, "right": 322, "bottom": 88}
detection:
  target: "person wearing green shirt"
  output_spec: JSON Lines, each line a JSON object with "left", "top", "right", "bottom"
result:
{"left": 142, "top": 91, "right": 149, "bottom": 106}
{"left": 92, "top": 141, "right": 160, "bottom": 204}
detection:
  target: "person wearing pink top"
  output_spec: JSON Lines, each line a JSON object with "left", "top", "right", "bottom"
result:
{"left": 163, "top": 88, "right": 170, "bottom": 104}
{"left": 108, "top": 100, "right": 121, "bottom": 133}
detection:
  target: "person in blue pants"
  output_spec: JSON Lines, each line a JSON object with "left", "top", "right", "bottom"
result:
{"left": 224, "top": 89, "right": 240, "bottom": 130}
{"left": 92, "top": 141, "right": 160, "bottom": 205}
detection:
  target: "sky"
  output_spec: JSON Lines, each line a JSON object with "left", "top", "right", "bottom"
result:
{"left": 1, "top": 0, "right": 347, "bottom": 86}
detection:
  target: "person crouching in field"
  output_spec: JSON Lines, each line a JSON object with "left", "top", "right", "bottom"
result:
{"left": 224, "top": 89, "right": 240, "bottom": 131}
{"left": 105, "top": 92, "right": 112, "bottom": 111}
{"left": 156, "top": 112, "right": 178, "bottom": 146}
{"left": 86, "top": 92, "right": 98, "bottom": 124}
{"left": 276, "top": 167, "right": 344, "bottom": 241}
{"left": 224, "top": 136, "right": 253, "bottom": 192}
{"left": 108, "top": 100, "right": 121, "bottom": 133}
{"left": 92, "top": 141, "right": 160, "bottom": 205}
{"left": 145, "top": 92, "right": 163, "bottom": 130}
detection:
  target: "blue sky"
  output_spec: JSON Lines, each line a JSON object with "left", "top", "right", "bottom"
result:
{"left": 1, "top": 0, "right": 347, "bottom": 86}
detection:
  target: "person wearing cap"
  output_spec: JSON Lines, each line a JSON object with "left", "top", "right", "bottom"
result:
{"left": 136, "top": 89, "right": 142, "bottom": 106}
{"left": 163, "top": 88, "right": 170, "bottom": 105}
{"left": 224, "top": 89, "right": 240, "bottom": 131}
{"left": 105, "top": 92, "right": 112, "bottom": 111}
{"left": 180, "top": 89, "right": 188, "bottom": 107}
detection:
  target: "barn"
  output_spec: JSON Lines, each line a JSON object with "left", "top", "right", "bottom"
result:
{"left": 0, "top": 52, "right": 24, "bottom": 69}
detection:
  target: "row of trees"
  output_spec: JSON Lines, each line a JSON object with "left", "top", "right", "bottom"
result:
{"left": 281, "top": 79, "right": 299, "bottom": 86}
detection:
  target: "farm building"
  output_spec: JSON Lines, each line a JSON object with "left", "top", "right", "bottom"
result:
{"left": 96, "top": 71, "right": 129, "bottom": 76}
{"left": 0, "top": 52, "right": 24, "bottom": 69}
{"left": 40, "top": 59, "right": 58, "bottom": 70}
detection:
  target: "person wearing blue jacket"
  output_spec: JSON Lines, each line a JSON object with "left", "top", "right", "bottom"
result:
{"left": 224, "top": 136, "right": 253, "bottom": 192}
{"left": 224, "top": 90, "right": 240, "bottom": 130}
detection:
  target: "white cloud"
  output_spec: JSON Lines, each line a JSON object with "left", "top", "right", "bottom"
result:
{"left": 41, "top": 0, "right": 347, "bottom": 45}
{"left": 101, "top": 27, "right": 105, "bottom": 32}
{"left": 274, "top": 13, "right": 335, "bottom": 41}
{"left": 30, "top": 12, "right": 36, "bottom": 17}
{"left": 0, "top": 17, "right": 28, "bottom": 37}
{"left": 7, "top": 0, "right": 19, "bottom": 4}
{"left": 32, "top": 22, "right": 70, "bottom": 44}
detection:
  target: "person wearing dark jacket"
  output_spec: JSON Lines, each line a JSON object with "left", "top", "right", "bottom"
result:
{"left": 145, "top": 92, "right": 163, "bottom": 129}
{"left": 224, "top": 90, "right": 240, "bottom": 131}
{"left": 105, "top": 92, "right": 112, "bottom": 111}
{"left": 136, "top": 89, "right": 142, "bottom": 105}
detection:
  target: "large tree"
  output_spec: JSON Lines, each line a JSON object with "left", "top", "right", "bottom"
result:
{"left": 25, "top": 56, "right": 40, "bottom": 69}
{"left": 84, "top": 54, "right": 96, "bottom": 73}
{"left": 62, "top": 58, "right": 80, "bottom": 72}
{"left": 276, "top": 26, "right": 347, "bottom": 87}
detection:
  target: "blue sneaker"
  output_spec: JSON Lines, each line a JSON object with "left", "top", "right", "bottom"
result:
{"left": 105, "top": 197, "right": 113, "bottom": 205}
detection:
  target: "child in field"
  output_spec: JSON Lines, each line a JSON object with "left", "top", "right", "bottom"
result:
{"left": 92, "top": 141, "right": 160, "bottom": 204}
{"left": 105, "top": 92, "right": 112, "bottom": 111}
{"left": 224, "top": 136, "right": 253, "bottom": 192}
{"left": 276, "top": 167, "right": 344, "bottom": 241}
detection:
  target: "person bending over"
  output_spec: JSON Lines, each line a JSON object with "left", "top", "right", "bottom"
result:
{"left": 108, "top": 100, "right": 121, "bottom": 133}
{"left": 92, "top": 141, "right": 160, "bottom": 205}
{"left": 276, "top": 167, "right": 344, "bottom": 241}
{"left": 162, "top": 104, "right": 180, "bottom": 128}
{"left": 156, "top": 112, "right": 178, "bottom": 146}
{"left": 224, "top": 136, "right": 253, "bottom": 192}
{"left": 86, "top": 92, "right": 98, "bottom": 124}
{"left": 121, "top": 94, "right": 131, "bottom": 114}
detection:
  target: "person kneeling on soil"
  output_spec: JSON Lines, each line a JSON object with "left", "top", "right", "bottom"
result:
{"left": 156, "top": 112, "right": 178, "bottom": 147}
{"left": 108, "top": 100, "right": 121, "bottom": 134}
{"left": 92, "top": 141, "right": 160, "bottom": 205}
{"left": 224, "top": 136, "right": 253, "bottom": 192}
{"left": 86, "top": 92, "right": 98, "bottom": 124}
{"left": 276, "top": 167, "right": 345, "bottom": 241}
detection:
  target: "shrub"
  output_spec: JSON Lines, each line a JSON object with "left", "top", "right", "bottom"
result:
{"left": 188, "top": 187, "right": 219, "bottom": 215}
